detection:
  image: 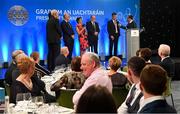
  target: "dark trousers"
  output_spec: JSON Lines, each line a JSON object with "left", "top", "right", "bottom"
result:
{"left": 64, "top": 38, "right": 74, "bottom": 60}
{"left": 47, "top": 43, "right": 60, "bottom": 72}
{"left": 89, "top": 37, "right": 98, "bottom": 54}
{"left": 109, "top": 34, "right": 119, "bottom": 57}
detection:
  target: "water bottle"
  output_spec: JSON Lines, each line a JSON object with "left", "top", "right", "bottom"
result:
{"left": 4, "top": 96, "right": 9, "bottom": 114}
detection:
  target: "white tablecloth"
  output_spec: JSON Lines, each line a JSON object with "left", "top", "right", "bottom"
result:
{"left": 11, "top": 102, "right": 74, "bottom": 114}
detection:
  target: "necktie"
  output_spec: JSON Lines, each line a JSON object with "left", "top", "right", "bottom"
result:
{"left": 114, "top": 20, "right": 118, "bottom": 33}
{"left": 93, "top": 22, "right": 96, "bottom": 31}
{"left": 126, "top": 85, "right": 136, "bottom": 106}
{"left": 68, "top": 22, "right": 71, "bottom": 28}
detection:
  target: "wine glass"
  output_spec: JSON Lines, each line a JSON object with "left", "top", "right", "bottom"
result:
{"left": 35, "top": 96, "right": 44, "bottom": 107}
{"left": 24, "top": 92, "right": 32, "bottom": 101}
{"left": 16, "top": 93, "right": 24, "bottom": 104}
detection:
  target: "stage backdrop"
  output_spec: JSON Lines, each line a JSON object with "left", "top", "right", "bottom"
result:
{"left": 0, "top": 0, "right": 139, "bottom": 66}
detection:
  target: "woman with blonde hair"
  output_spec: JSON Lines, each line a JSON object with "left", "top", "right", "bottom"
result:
{"left": 108, "top": 56, "right": 127, "bottom": 87}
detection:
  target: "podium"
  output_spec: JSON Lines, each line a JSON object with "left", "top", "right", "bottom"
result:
{"left": 126, "top": 29, "right": 140, "bottom": 61}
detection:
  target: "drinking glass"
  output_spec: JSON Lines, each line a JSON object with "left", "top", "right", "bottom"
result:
{"left": 16, "top": 93, "right": 24, "bottom": 104}
{"left": 24, "top": 92, "right": 32, "bottom": 101}
{"left": 35, "top": 96, "right": 44, "bottom": 107}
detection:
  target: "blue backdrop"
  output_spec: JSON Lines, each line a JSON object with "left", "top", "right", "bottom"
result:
{"left": 0, "top": 0, "right": 140, "bottom": 65}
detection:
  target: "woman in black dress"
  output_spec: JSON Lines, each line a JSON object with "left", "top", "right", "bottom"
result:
{"left": 10, "top": 57, "right": 45, "bottom": 103}
{"left": 108, "top": 56, "right": 127, "bottom": 87}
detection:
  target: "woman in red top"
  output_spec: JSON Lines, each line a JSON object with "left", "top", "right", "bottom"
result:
{"left": 76, "top": 17, "right": 89, "bottom": 55}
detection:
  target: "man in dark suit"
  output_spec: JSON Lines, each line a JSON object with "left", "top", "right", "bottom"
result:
{"left": 46, "top": 10, "right": 62, "bottom": 72}
{"left": 120, "top": 15, "right": 137, "bottom": 30}
{"left": 86, "top": 15, "right": 100, "bottom": 54}
{"left": 118, "top": 56, "right": 146, "bottom": 113}
{"left": 139, "top": 64, "right": 176, "bottom": 113}
{"left": 55, "top": 46, "right": 70, "bottom": 69}
{"left": 61, "top": 13, "right": 75, "bottom": 60}
{"left": 5, "top": 50, "right": 23, "bottom": 85}
{"left": 107, "top": 12, "right": 120, "bottom": 57}
{"left": 158, "top": 44, "right": 175, "bottom": 78}
{"left": 30, "top": 52, "right": 50, "bottom": 78}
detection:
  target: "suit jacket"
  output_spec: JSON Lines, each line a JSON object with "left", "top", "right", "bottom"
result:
{"left": 55, "top": 54, "right": 70, "bottom": 67}
{"left": 120, "top": 20, "right": 137, "bottom": 30}
{"left": 107, "top": 20, "right": 120, "bottom": 37}
{"left": 126, "top": 20, "right": 137, "bottom": 29}
{"left": 35, "top": 63, "right": 50, "bottom": 78}
{"left": 61, "top": 20, "right": 75, "bottom": 42}
{"left": 86, "top": 21, "right": 100, "bottom": 44}
{"left": 159, "top": 57, "right": 175, "bottom": 77}
{"left": 46, "top": 17, "right": 62, "bottom": 44}
{"left": 139, "top": 100, "right": 177, "bottom": 113}
{"left": 5, "top": 62, "right": 17, "bottom": 85}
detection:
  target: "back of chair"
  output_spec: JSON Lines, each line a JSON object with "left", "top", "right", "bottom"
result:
{"left": 3, "top": 81, "right": 10, "bottom": 96}
{"left": 56, "top": 89, "right": 77, "bottom": 109}
{"left": 163, "top": 77, "right": 172, "bottom": 97}
{"left": 112, "top": 86, "right": 129, "bottom": 107}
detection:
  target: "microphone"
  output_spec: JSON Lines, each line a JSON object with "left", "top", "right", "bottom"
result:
{"left": 142, "top": 27, "right": 145, "bottom": 31}
{"left": 140, "top": 27, "right": 145, "bottom": 33}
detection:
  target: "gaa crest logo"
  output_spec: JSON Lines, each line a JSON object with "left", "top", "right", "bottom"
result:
{"left": 8, "top": 5, "right": 29, "bottom": 26}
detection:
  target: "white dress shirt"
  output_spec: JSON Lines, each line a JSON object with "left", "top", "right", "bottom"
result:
{"left": 113, "top": 20, "right": 118, "bottom": 33}
{"left": 138, "top": 96, "right": 164, "bottom": 112}
{"left": 118, "top": 82, "right": 143, "bottom": 114}
{"left": 161, "top": 56, "right": 170, "bottom": 62}
{"left": 72, "top": 67, "right": 112, "bottom": 108}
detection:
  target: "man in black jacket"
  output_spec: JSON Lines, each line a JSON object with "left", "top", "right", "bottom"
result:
{"left": 5, "top": 50, "right": 24, "bottom": 85}
{"left": 121, "top": 15, "right": 137, "bottom": 30}
{"left": 86, "top": 15, "right": 100, "bottom": 54}
{"left": 61, "top": 13, "right": 75, "bottom": 60}
{"left": 139, "top": 64, "right": 176, "bottom": 113}
{"left": 158, "top": 44, "right": 175, "bottom": 78}
{"left": 46, "top": 10, "right": 62, "bottom": 72}
{"left": 55, "top": 46, "right": 70, "bottom": 69}
{"left": 107, "top": 12, "right": 120, "bottom": 57}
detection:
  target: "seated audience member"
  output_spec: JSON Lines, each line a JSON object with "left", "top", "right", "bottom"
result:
{"left": 73, "top": 52, "right": 112, "bottom": 108}
{"left": 30, "top": 52, "right": 50, "bottom": 78}
{"left": 138, "top": 64, "right": 177, "bottom": 113}
{"left": 11, "top": 53, "right": 28, "bottom": 83}
{"left": 51, "top": 56, "right": 85, "bottom": 91}
{"left": 10, "top": 57, "right": 46, "bottom": 103}
{"left": 139, "top": 48, "right": 152, "bottom": 63}
{"left": 108, "top": 56, "right": 127, "bottom": 87}
{"left": 158, "top": 44, "right": 175, "bottom": 78}
{"left": 136, "top": 49, "right": 141, "bottom": 57}
{"left": 55, "top": 46, "right": 70, "bottom": 69}
{"left": 118, "top": 56, "right": 146, "bottom": 113}
{"left": 5, "top": 50, "right": 23, "bottom": 85}
{"left": 76, "top": 85, "right": 117, "bottom": 113}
